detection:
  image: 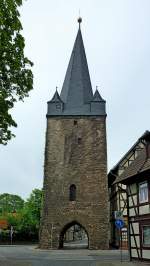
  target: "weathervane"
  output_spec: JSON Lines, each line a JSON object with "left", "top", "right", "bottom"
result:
{"left": 78, "top": 10, "right": 82, "bottom": 28}
{"left": 96, "top": 86, "right": 100, "bottom": 92}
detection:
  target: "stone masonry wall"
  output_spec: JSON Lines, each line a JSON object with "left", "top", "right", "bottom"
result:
{"left": 39, "top": 116, "right": 109, "bottom": 249}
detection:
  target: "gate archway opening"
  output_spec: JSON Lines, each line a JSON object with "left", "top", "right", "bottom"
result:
{"left": 59, "top": 221, "right": 89, "bottom": 249}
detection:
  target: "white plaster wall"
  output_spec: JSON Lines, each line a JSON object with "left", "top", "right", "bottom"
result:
{"left": 122, "top": 184, "right": 126, "bottom": 190}
{"left": 131, "top": 248, "right": 138, "bottom": 258}
{"left": 123, "top": 209, "right": 127, "bottom": 215}
{"left": 142, "top": 250, "right": 150, "bottom": 259}
{"left": 130, "top": 222, "right": 139, "bottom": 234}
{"left": 131, "top": 236, "right": 136, "bottom": 247}
{"left": 120, "top": 200, "right": 125, "bottom": 208}
{"left": 131, "top": 236, "right": 140, "bottom": 248}
{"left": 131, "top": 235, "right": 140, "bottom": 248}
{"left": 129, "top": 184, "right": 137, "bottom": 195}
{"left": 129, "top": 195, "right": 137, "bottom": 206}
{"left": 139, "top": 204, "right": 150, "bottom": 215}
{"left": 129, "top": 208, "right": 137, "bottom": 216}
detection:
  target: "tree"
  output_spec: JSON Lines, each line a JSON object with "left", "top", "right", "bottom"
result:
{"left": 19, "top": 189, "right": 43, "bottom": 235}
{"left": 0, "top": 193, "right": 24, "bottom": 214}
{"left": 0, "top": 0, "right": 33, "bottom": 144}
{"left": 0, "top": 189, "right": 42, "bottom": 242}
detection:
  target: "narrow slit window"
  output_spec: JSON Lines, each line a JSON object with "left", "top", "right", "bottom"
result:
{"left": 74, "top": 120, "right": 78, "bottom": 125}
{"left": 56, "top": 103, "right": 61, "bottom": 110}
{"left": 78, "top": 137, "right": 82, "bottom": 144}
{"left": 69, "top": 184, "right": 76, "bottom": 201}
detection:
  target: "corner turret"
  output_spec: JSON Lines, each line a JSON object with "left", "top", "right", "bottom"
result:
{"left": 47, "top": 89, "right": 64, "bottom": 115}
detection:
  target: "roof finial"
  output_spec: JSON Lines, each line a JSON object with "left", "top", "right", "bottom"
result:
{"left": 78, "top": 10, "right": 82, "bottom": 28}
{"left": 96, "top": 86, "right": 100, "bottom": 93}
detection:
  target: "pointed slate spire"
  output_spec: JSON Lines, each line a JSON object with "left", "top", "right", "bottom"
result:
{"left": 47, "top": 19, "right": 106, "bottom": 116}
{"left": 93, "top": 88, "right": 105, "bottom": 102}
{"left": 60, "top": 20, "right": 93, "bottom": 108}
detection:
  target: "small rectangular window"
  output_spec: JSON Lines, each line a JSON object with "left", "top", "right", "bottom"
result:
{"left": 78, "top": 137, "right": 82, "bottom": 144}
{"left": 139, "top": 182, "right": 148, "bottom": 203}
{"left": 74, "top": 120, "right": 77, "bottom": 125}
{"left": 56, "top": 103, "right": 61, "bottom": 110}
{"left": 142, "top": 226, "right": 150, "bottom": 247}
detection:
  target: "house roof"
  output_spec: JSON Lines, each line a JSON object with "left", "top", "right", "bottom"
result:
{"left": 114, "top": 148, "right": 150, "bottom": 184}
{"left": 108, "top": 130, "right": 150, "bottom": 185}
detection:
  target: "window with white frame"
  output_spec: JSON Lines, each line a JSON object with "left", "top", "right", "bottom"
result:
{"left": 142, "top": 226, "right": 150, "bottom": 246}
{"left": 139, "top": 182, "right": 148, "bottom": 203}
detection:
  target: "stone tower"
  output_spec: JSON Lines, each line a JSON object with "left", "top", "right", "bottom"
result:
{"left": 39, "top": 19, "right": 109, "bottom": 249}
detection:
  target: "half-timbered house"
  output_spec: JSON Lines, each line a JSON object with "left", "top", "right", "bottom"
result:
{"left": 109, "top": 130, "right": 150, "bottom": 261}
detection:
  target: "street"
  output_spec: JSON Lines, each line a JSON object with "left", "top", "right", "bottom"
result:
{"left": 0, "top": 245, "right": 147, "bottom": 266}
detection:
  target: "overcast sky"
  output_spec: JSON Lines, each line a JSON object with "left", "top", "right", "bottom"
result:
{"left": 0, "top": 0, "right": 150, "bottom": 199}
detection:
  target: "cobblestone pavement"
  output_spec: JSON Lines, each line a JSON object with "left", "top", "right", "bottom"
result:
{"left": 0, "top": 245, "right": 149, "bottom": 266}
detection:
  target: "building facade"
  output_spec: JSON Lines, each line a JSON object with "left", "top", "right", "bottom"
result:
{"left": 39, "top": 20, "right": 109, "bottom": 249}
{"left": 109, "top": 182, "right": 128, "bottom": 249}
{"left": 109, "top": 131, "right": 150, "bottom": 261}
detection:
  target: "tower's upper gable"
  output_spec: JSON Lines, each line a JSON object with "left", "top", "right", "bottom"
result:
{"left": 47, "top": 21, "right": 106, "bottom": 116}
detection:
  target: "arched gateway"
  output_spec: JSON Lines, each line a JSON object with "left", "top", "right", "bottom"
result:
{"left": 39, "top": 19, "right": 109, "bottom": 250}
{"left": 59, "top": 221, "right": 89, "bottom": 249}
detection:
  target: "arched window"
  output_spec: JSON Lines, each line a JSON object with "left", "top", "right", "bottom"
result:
{"left": 69, "top": 184, "right": 76, "bottom": 201}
